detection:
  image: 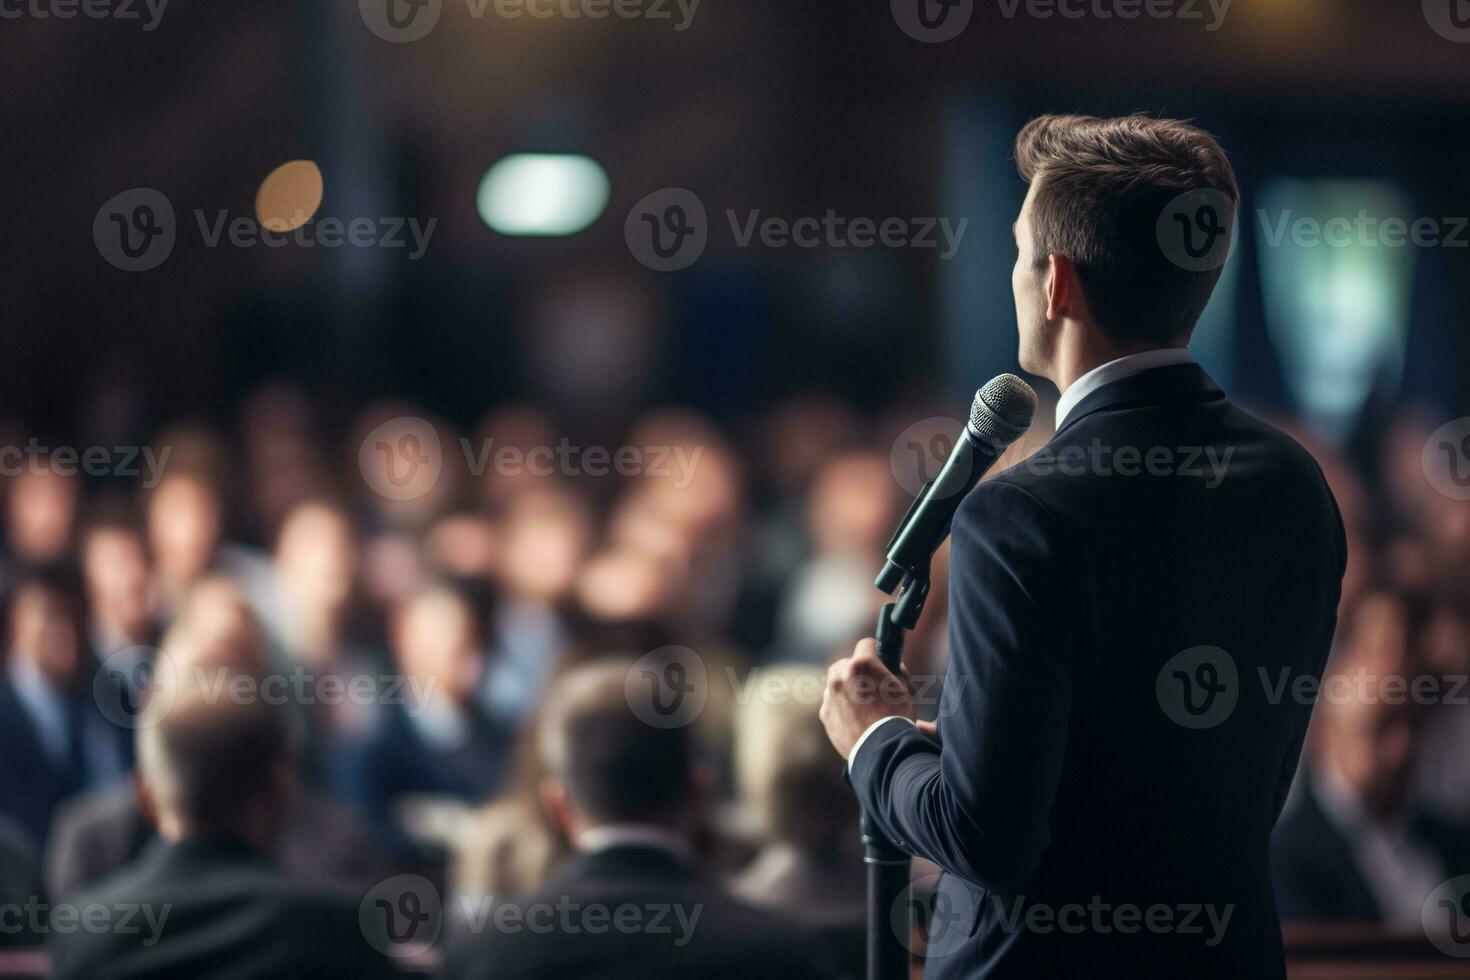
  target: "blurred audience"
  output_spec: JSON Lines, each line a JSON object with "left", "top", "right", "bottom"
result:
{"left": 1272, "top": 588, "right": 1470, "bottom": 926}
{"left": 339, "top": 582, "right": 509, "bottom": 860}
{"left": 0, "top": 566, "right": 127, "bottom": 848}
{"left": 775, "top": 452, "right": 895, "bottom": 663}
{"left": 727, "top": 664, "right": 864, "bottom": 925}
{"left": 44, "top": 587, "right": 386, "bottom": 900}
{"left": 0, "top": 380, "right": 1460, "bottom": 971}
{"left": 79, "top": 499, "right": 159, "bottom": 674}
{"left": 443, "top": 659, "right": 837, "bottom": 980}
{"left": 5, "top": 467, "right": 79, "bottom": 572}
{"left": 48, "top": 665, "right": 396, "bottom": 980}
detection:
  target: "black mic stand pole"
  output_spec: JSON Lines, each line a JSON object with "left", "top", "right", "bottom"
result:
{"left": 862, "top": 557, "right": 931, "bottom": 980}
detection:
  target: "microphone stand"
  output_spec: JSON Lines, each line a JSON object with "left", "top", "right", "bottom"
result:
{"left": 862, "top": 484, "right": 937, "bottom": 980}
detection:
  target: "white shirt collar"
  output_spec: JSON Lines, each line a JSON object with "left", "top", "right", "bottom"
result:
{"left": 575, "top": 823, "right": 691, "bottom": 861}
{"left": 1054, "top": 347, "right": 1195, "bottom": 430}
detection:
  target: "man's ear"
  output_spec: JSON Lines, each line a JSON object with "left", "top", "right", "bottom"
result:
{"left": 1045, "top": 253, "right": 1082, "bottom": 321}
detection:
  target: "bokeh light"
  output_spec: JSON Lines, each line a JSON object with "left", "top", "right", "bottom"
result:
{"left": 255, "top": 160, "right": 324, "bottom": 232}
{"left": 476, "top": 154, "right": 610, "bottom": 237}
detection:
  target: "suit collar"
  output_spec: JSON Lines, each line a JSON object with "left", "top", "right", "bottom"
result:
{"left": 144, "top": 833, "right": 271, "bottom": 877}
{"left": 1053, "top": 361, "right": 1224, "bottom": 438}
{"left": 1055, "top": 347, "right": 1195, "bottom": 429}
{"left": 555, "top": 842, "right": 697, "bottom": 887}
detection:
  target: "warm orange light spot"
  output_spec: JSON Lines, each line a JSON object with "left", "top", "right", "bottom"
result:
{"left": 255, "top": 160, "right": 324, "bottom": 232}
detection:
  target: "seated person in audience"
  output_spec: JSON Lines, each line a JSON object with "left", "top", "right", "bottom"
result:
{"left": 1273, "top": 588, "right": 1470, "bottom": 926}
{"left": 259, "top": 500, "right": 382, "bottom": 787}
{"left": 338, "top": 582, "right": 510, "bottom": 859}
{"left": 48, "top": 664, "right": 398, "bottom": 980}
{"left": 80, "top": 498, "right": 159, "bottom": 663}
{"left": 146, "top": 464, "right": 272, "bottom": 622}
{"left": 46, "top": 581, "right": 385, "bottom": 899}
{"left": 4, "top": 464, "right": 80, "bottom": 574}
{"left": 444, "top": 659, "right": 837, "bottom": 980}
{"left": 0, "top": 813, "right": 45, "bottom": 948}
{"left": 727, "top": 664, "right": 864, "bottom": 926}
{"left": 0, "top": 566, "right": 128, "bottom": 849}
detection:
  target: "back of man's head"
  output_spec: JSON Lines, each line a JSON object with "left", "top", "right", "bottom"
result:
{"left": 1014, "top": 113, "right": 1239, "bottom": 346}
{"left": 137, "top": 668, "right": 294, "bottom": 841}
{"left": 538, "top": 659, "right": 696, "bottom": 828}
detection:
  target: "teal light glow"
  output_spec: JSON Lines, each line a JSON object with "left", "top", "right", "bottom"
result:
{"left": 476, "top": 154, "right": 610, "bottom": 236}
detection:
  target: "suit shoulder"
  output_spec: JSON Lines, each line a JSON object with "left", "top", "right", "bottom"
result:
{"left": 955, "top": 469, "right": 1065, "bottom": 536}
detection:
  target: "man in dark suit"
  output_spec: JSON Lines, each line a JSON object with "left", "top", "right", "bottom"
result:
{"left": 336, "top": 583, "right": 510, "bottom": 861}
{"left": 45, "top": 774, "right": 387, "bottom": 900}
{"left": 822, "top": 114, "right": 1346, "bottom": 979}
{"left": 1274, "top": 588, "right": 1470, "bottom": 924}
{"left": 48, "top": 666, "right": 397, "bottom": 980}
{"left": 444, "top": 659, "right": 838, "bottom": 980}
{"left": 0, "top": 566, "right": 129, "bottom": 849}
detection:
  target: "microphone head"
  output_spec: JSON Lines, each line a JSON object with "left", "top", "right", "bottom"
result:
{"left": 968, "top": 374, "right": 1038, "bottom": 448}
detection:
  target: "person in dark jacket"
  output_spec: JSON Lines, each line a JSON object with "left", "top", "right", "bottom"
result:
{"left": 48, "top": 666, "right": 397, "bottom": 980}
{"left": 444, "top": 659, "right": 839, "bottom": 980}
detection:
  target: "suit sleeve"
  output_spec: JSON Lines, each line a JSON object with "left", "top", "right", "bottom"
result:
{"left": 849, "top": 478, "right": 1076, "bottom": 892}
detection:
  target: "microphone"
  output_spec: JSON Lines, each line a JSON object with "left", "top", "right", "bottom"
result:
{"left": 873, "top": 374, "right": 1037, "bottom": 667}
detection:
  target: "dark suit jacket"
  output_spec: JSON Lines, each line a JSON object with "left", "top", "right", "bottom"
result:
{"left": 45, "top": 781, "right": 390, "bottom": 900}
{"left": 338, "top": 700, "right": 510, "bottom": 860}
{"left": 851, "top": 363, "right": 1346, "bottom": 980}
{"left": 0, "top": 815, "right": 44, "bottom": 948}
{"left": 0, "top": 672, "right": 127, "bottom": 850}
{"left": 1272, "top": 772, "right": 1470, "bottom": 923}
{"left": 444, "top": 842, "right": 838, "bottom": 980}
{"left": 48, "top": 835, "right": 397, "bottom": 980}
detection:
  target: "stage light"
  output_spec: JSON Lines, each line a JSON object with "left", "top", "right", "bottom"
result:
{"left": 255, "top": 160, "right": 324, "bottom": 232}
{"left": 476, "top": 154, "right": 609, "bottom": 236}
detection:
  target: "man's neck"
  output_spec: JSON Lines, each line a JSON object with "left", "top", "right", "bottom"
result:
{"left": 1051, "top": 326, "right": 1186, "bottom": 394}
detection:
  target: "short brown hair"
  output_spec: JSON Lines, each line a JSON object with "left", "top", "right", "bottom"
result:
{"left": 538, "top": 659, "right": 695, "bottom": 824}
{"left": 1015, "top": 113, "right": 1239, "bottom": 345}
